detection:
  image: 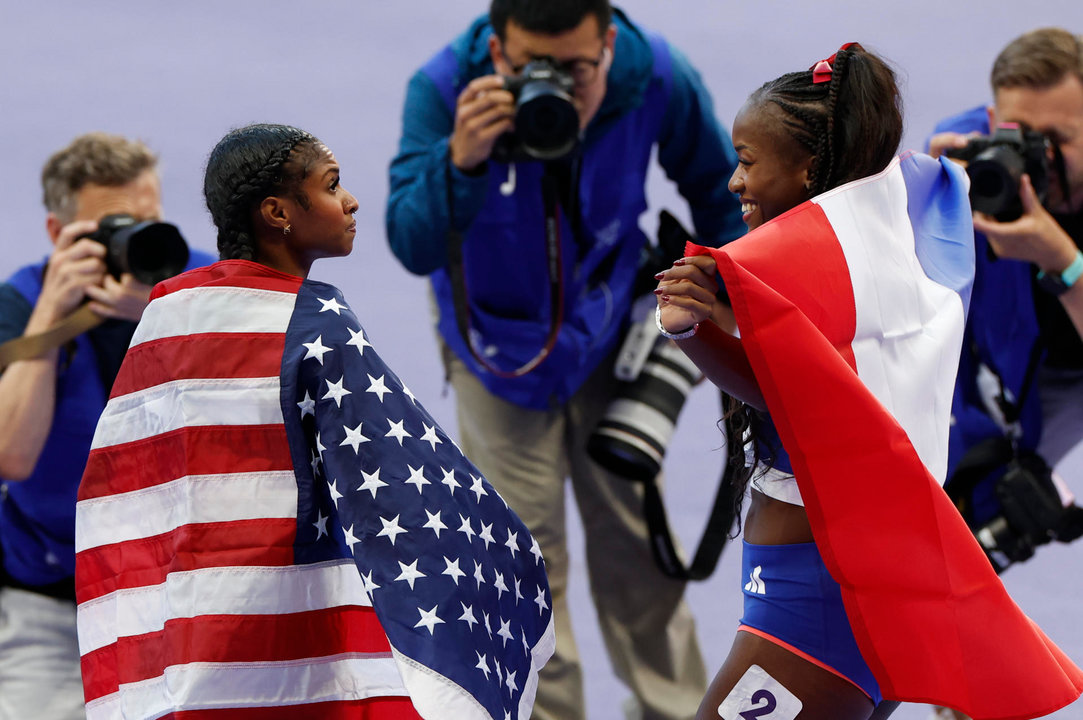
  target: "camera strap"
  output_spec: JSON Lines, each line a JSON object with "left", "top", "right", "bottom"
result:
{"left": 445, "top": 162, "right": 564, "bottom": 378}
{"left": 946, "top": 336, "right": 1044, "bottom": 508}
{"left": 990, "top": 336, "right": 1043, "bottom": 429}
{"left": 641, "top": 396, "right": 747, "bottom": 581}
{"left": 642, "top": 468, "right": 736, "bottom": 581}
{"left": 0, "top": 304, "right": 103, "bottom": 373}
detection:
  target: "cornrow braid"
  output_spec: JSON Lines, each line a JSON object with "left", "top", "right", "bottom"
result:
{"left": 203, "top": 124, "right": 319, "bottom": 261}
{"left": 773, "top": 96, "right": 825, "bottom": 156}
{"left": 750, "top": 72, "right": 831, "bottom": 193}
{"left": 215, "top": 140, "right": 298, "bottom": 261}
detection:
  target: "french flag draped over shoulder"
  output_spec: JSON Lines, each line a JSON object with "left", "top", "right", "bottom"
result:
{"left": 690, "top": 153, "right": 1083, "bottom": 719}
{"left": 75, "top": 260, "right": 554, "bottom": 720}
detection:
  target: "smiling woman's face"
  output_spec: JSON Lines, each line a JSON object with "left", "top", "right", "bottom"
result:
{"left": 727, "top": 101, "right": 814, "bottom": 230}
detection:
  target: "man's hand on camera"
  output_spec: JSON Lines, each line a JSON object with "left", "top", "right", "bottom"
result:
{"left": 449, "top": 75, "right": 515, "bottom": 172}
{"left": 975, "top": 174, "right": 1079, "bottom": 273}
{"left": 83, "top": 273, "right": 152, "bottom": 322}
{"left": 30, "top": 219, "right": 107, "bottom": 331}
{"left": 928, "top": 131, "right": 982, "bottom": 161}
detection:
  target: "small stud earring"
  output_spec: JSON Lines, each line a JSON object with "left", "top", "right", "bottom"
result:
{"left": 283, "top": 224, "right": 291, "bottom": 235}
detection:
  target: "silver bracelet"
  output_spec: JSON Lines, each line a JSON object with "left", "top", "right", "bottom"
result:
{"left": 655, "top": 304, "right": 699, "bottom": 340}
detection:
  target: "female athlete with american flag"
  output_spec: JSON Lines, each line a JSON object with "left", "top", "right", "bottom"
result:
{"left": 75, "top": 124, "right": 554, "bottom": 720}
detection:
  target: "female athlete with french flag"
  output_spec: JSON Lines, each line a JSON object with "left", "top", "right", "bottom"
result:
{"left": 656, "top": 43, "right": 1083, "bottom": 720}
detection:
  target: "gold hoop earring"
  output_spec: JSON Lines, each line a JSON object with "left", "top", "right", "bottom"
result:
{"left": 283, "top": 225, "right": 291, "bottom": 235}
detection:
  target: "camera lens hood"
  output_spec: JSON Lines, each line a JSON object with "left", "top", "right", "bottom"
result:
{"left": 116, "top": 221, "right": 189, "bottom": 286}
{"left": 968, "top": 146, "right": 1025, "bottom": 219}
{"left": 516, "top": 87, "right": 579, "bottom": 160}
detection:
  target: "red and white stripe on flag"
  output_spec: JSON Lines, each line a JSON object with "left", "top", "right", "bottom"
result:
{"left": 692, "top": 154, "right": 1083, "bottom": 718}
{"left": 75, "top": 267, "right": 418, "bottom": 720}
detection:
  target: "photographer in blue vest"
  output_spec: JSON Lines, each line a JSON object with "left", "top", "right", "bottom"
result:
{"left": 926, "top": 27, "right": 1083, "bottom": 720}
{"left": 0, "top": 132, "right": 214, "bottom": 719}
{"left": 386, "top": 1, "right": 744, "bottom": 717}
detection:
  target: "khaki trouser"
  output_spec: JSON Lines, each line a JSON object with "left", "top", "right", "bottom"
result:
{"left": 0, "top": 587, "right": 86, "bottom": 720}
{"left": 446, "top": 349, "right": 707, "bottom": 720}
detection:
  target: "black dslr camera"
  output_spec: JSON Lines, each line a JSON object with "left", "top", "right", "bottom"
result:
{"left": 494, "top": 58, "right": 579, "bottom": 162}
{"left": 81, "top": 214, "right": 189, "bottom": 286}
{"left": 946, "top": 441, "right": 1083, "bottom": 574}
{"left": 945, "top": 123, "right": 1050, "bottom": 222}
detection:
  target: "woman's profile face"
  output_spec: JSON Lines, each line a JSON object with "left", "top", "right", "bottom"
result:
{"left": 727, "top": 101, "right": 814, "bottom": 230}
{"left": 279, "top": 144, "right": 359, "bottom": 271}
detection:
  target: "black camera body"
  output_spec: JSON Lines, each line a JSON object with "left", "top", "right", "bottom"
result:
{"left": 945, "top": 123, "right": 1049, "bottom": 222}
{"left": 947, "top": 441, "right": 1083, "bottom": 574}
{"left": 82, "top": 214, "right": 189, "bottom": 286}
{"left": 494, "top": 59, "right": 579, "bottom": 162}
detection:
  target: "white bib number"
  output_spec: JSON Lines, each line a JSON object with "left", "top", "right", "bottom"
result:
{"left": 717, "top": 664, "right": 802, "bottom": 720}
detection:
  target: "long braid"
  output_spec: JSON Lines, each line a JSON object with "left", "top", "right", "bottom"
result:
{"left": 817, "top": 48, "right": 851, "bottom": 195}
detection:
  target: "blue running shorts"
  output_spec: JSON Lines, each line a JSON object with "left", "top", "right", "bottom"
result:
{"left": 739, "top": 539, "right": 882, "bottom": 704}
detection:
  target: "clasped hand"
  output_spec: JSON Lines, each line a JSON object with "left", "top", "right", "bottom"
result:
{"left": 654, "top": 255, "right": 723, "bottom": 333}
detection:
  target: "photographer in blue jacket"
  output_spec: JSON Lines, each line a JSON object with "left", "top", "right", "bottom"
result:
{"left": 386, "top": 2, "right": 744, "bottom": 718}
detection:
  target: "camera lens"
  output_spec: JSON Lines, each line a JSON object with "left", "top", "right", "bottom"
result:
{"left": 82, "top": 214, "right": 190, "bottom": 286}
{"left": 976, "top": 515, "right": 1033, "bottom": 573}
{"left": 110, "top": 220, "right": 189, "bottom": 285}
{"left": 500, "top": 59, "right": 580, "bottom": 162}
{"left": 588, "top": 338, "right": 702, "bottom": 481}
{"left": 970, "top": 166, "right": 1010, "bottom": 204}
{"left": 517, "top": 87, "right": 579, "bottom": 160}
{"left": 967, "top": 144, "right": 1025, "bottom": 219}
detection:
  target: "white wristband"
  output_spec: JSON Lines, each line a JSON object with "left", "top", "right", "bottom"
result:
{"left": 655, "top": 305, "right": 699, "bottom": 340}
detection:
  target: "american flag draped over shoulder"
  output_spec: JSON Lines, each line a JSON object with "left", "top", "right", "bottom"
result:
{"left": 75, "top": 260, "right": 554, "bottom": 720}
{"left": 691, "top": 153, "right": 1083, "bottom": 718}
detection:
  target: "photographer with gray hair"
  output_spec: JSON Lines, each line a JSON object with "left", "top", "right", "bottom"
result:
{"left": 0, "top": 132, "right": 214, "bottom": 719}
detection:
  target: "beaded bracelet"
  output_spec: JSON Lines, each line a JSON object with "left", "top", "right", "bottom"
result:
{"left": 655, "top": 304, "right": 699, "bottom": 340}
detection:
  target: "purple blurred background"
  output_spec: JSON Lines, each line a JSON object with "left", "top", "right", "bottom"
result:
{"left": 3, "top": 2, "right": 1082, "bottom": 717}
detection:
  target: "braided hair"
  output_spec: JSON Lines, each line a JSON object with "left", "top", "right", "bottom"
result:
{"left": 203, "top": 123, "right": 321, "bottom": 261}
{"left": 748, "top": 43, "right": 902, "bottom": 196}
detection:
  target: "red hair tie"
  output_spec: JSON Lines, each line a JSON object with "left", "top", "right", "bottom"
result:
{"left": 811, "top": 42, "right": 858, "bottom": 84}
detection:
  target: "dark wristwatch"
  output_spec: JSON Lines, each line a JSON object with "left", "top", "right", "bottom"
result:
{"left": 1036, "top": 250, "right": 1083, "bottom": 296}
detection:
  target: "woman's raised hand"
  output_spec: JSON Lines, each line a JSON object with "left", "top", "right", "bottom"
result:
{"left": 654, "top": 255, "right": 721, "bottom": 333}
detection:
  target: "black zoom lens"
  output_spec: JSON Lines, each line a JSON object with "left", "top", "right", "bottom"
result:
{"left": 967, "top": 146, "right": 1026, "bottom": 220}
{"left": 516, "top": 84, "right": 579, "bottom": 160}
{"left": 947, "top": 123, "right": 1050, "bottom": 223}
{"left": 90, "top": 214, "right": 189, "bottom": 286}
{"left": 975, "top": 515, "right": 1034, "bottom": 573}
{"left": 501, "top": 59, "right": 579, "bottom": 162}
